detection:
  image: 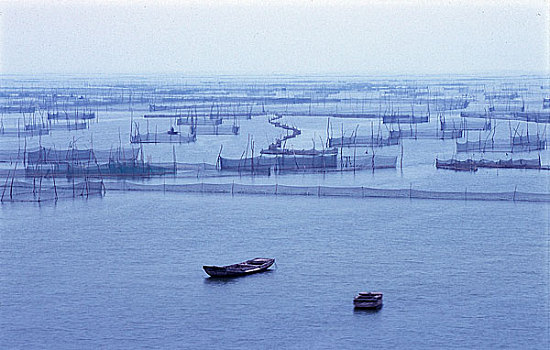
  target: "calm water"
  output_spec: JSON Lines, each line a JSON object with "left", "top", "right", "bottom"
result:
{"left": 1, "top": 192, "right": 548, "bottom": 349}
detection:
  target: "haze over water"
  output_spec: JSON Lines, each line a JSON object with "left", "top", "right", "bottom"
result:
{"left": 1, "top": 0, "right": 549, "bottom": 349}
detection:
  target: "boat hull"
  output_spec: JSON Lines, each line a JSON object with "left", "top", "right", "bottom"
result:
{"left": 203, "top": 258, "right": 275, "bottom": 278}
{"left": 353, "top": 300, "right": 383, "bottom": 309}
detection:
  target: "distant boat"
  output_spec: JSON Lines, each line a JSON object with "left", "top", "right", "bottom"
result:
{"left": 353, "top": 292, "right": 383, "bottom": 309}
{"left": 203, "top": 258, "right": 275, "bottom": 277}
{"left": 167, "top": 127, "right": 179, "bottom": 135}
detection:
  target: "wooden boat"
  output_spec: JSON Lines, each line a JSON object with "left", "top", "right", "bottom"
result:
{"left": 353, "top": 292, "right": 383, "bottom": 309}
{"left": 203, "top": 258, "right": 275, "bottom": 277}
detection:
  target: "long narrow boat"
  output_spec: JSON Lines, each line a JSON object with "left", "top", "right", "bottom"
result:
{"left": 203, "top": 258, "right": 275, "bottom": 277}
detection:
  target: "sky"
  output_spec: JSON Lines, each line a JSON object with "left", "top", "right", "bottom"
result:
{"left": 0, "top": 0, "right": 548, "bottom": 75}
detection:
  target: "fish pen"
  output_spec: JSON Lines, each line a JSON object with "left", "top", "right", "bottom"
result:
{"left": 25, "top": 162, "right": 175, "bottom": 178}
{"left": 219, "top": 154, "right": 338, "bottom": 174}
{"left": 446, "top": 118, "right": 491, "bottom": 131}
{"left": 331, "top": 113, "right": 381, "bottom": 119}
{"left": 329, "top": 135, "right": 399, "bottom": 147}
{"left": 130, "top": 131, "right": 196, "bottom": 144}
{"left": 1, "top": 178, "right": 104, "bottom": 202}
{"left": 190, "top": 124, "right": 240, "bottom": 135}
{"left": 148, "top": 104, "right": 257, "bottom": 120}
{"left": 47, "top": 111, "right": 96, "bottom": 120}
{"left": 176, "top": 117, "right": 222, "bottom": 126}
{"left": 18, "top": 146, "right": 165, "bottom": 178}
{"left": 260, "top": 147, "right": 338, "bottom": 156}
{"left": 0, "top": 128, "right": 49, "bottom": 137}
{"left": 23, "top": 147, "right": 140, "bottom": 165}
{"left": 0, "top": 106, "right": 36, "bottom": 114}
{"left": 25, "top": 121, "right": 88, "bottom": 131}
{"left": 461, "top": 111, "right": 550, "bottom": 123}
{"left": 219, "top": 153, "right": 396, "bottom": 174}
{"left": 144, "top": 114, "right": 224, "bottom": 126}
{"left": 437, "top": 158, "right": 544, "bottom": 170}
{"left": 435, "top": 158, "right": 478, "bottom": 172}
{"left": 340, "top": 155, "right": 397, "bottom": 169}
{"left": 382, "top": 115, "right": 429, "bottom": 124}
{"left": 7, "top": 145, "right": 112, "bottom": 166}
{"left": 456, "top": 138, "right": 546, "bottom": 153}
{"left": 392, "top": 128, "right": 464, "bottom": 140}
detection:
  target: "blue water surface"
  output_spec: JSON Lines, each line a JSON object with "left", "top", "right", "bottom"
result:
{"left": 1, "top": 191, "right": 548, "bottom": 349}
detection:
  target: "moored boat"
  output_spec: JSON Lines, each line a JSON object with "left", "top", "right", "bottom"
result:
{"left": 203, "top": 258, "right": 275, "bottom": 277}
{"left": 353, "top": 292, "right": 383, "bottom": 309}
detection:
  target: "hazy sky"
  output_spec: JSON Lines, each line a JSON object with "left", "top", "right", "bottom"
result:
{"left": 1, "top": 0, "right": 548, "bottom": 75}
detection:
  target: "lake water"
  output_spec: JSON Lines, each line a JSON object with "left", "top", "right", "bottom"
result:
{"left": 1, "top": 74, "right": 549, "bottom": 348}
{"left": 1, "top": 191, "right": 548, "bottom": 349}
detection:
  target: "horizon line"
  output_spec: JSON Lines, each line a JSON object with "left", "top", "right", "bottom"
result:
{"left": 1, "top": 70, "right": 549, "bottom": 77}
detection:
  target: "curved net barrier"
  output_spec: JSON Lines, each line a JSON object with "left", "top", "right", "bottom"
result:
{"left": 105, "top": 182, "right": 550, "bottom": 203}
